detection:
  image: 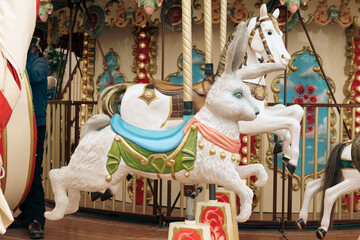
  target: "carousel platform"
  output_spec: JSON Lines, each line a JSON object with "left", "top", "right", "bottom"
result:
{"left": 1, "top": 205, "right": 359, "bottom": 240}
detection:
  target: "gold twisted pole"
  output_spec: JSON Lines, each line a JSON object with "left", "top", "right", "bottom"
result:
{"left": 220, "top": 0, "right": 227, "bottom": 53}
{"left": 204, "top": 0, "right": 212, "bottom": 63}
{"left": 182, "top": 0, "right": 193, "bottom": 109}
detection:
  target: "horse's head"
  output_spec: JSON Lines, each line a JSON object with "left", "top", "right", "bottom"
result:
{"left": 247, "top": 4, "right": 290, "bottom": 66}
{"left": 205, "top": 22, "right": 285, "bottom": 122}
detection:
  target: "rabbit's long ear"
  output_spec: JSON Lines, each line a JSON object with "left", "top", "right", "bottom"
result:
{"left": 224, "top": 22, "right": 248, "bottom": 74}
{"left": 237, "top": 63, "right": 285, "bottom": 80}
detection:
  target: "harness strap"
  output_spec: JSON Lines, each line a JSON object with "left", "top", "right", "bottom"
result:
{"left": 248, "top": 16, "right": 275, "bottom": 63}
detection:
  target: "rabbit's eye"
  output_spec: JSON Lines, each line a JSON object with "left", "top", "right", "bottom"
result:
{"left": 234, "top": 91, "right": 243, "bottom": 98}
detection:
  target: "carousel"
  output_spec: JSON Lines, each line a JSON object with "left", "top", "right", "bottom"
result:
{"left": 1, "top": 0, "right": 360, "bottom": 239}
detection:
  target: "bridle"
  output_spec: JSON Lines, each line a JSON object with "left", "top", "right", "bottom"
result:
{"left": 248, "top": 14, "right": 280, "bottom": 63}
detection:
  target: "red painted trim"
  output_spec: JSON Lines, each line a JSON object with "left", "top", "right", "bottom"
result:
{"left": 0, "top": 132, "right": 3, "bottom": 186}
{"left": 0, "top": 91, "right": 13, "bottom": 133}
{"left": 36, "top": 0, "right": 40, "bottom": 18}
{"left": 22, "top": 115, "right": 37, "bottom": 201}
{"left": 7, "top": 60, "right": 20, "bottom": 90}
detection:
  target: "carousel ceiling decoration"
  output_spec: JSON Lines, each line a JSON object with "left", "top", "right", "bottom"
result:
{"left": 39, "top": 0, "right": 54, "bottom": 22}
{"left": 46, "top": 0, "right": 360, "bottom": 46}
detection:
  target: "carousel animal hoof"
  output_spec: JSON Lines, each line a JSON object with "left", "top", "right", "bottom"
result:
{"left": 271, "top": 141, "right": 283, "bottom": 154}
{"left": 295, "top": 218, "right": 305, "bottom": 231}
{"left": 100, "top": 188, "right": 113, "bottom": 201}
{"left": 90, "top": 192, "right": 102, "bottom": 202}
{"left": 282, "top": 157, "right": 295, "bottom": 176}
{"left": 316, "top": 228, "right": 326, "bottom": 239}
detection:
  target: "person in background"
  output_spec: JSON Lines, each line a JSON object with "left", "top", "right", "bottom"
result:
{"left": 11, "top": 49, "right": 49, "bottom": 239}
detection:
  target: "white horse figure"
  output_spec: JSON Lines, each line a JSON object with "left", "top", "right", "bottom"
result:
{"left": 44, "top": 24, "right": 285, "bottom": 222}
{"left": 295, "top": 132, "right": 360, "bottom": 239}
{"left": 235, "top": 4, "right": 304, "bottom": 175}
{"left": 112, "top": 4, "right": 302, "bottom": 175}
{"left": 0, "top": 0, "right": 38, "bottom": 234}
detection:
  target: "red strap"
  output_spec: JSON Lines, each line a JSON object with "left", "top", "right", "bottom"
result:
{"left": 0, "top": 91, "right": 13, "bottom": 133}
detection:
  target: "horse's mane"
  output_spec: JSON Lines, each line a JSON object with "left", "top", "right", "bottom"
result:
{"left": 351, "top": 132, "right": 360, "bottom": 172}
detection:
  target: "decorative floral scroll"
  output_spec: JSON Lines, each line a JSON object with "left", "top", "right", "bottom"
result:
{"left": 229, "top": 0, "right": 248, "bottom": 23}
{"left": 172, "top": 228, "right": 203, "bottom": 240}
{"left": 279, "top": 0, "right": 308, "bottom": 13}
{"left": 200, "top": 207, "right": 227, "bottom": 240}
{"left": 135, "top": 0, "right": 164, "bottom": 15}
{"left": 313, "top": 0, "right": 352, "bottom": 27}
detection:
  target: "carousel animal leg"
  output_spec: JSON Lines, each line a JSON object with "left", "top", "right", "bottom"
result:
{"left": 296, "top": 178, "right": 323, "bottom": 231}
{"left": 44, "top": 168, "right": 70, "bottom": 220}
{"left": 317, "top": 179, "right": 354, "bottom": 239}
{"left": 239, "top": 114, "right": 300, "bottom": 175}
{"left": 235, "top": 163, "right": 268, "bottom": 187}
{"left": 65, "top": 189, "right": 81, "bottom": 215}
{"left": 219, "top": 173, "right": 254, "bottom": 222}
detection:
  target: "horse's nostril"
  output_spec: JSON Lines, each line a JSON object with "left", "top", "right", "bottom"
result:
{"left": 255, "top": 110, "right": 260, "bottom": 116}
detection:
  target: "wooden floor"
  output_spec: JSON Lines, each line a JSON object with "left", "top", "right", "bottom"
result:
{"left": 2, "top": 209, "right": 360, "bottom": 239}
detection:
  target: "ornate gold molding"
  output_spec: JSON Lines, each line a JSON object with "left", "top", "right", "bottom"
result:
{"left": 81, "top": 33, "right": 96, "bottom": 126}
{"left": 96, "top": 48, "right": 128, "bottom": 93}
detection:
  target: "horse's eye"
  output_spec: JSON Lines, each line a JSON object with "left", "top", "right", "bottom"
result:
{"left": 267, "top": 31, "right": 273, "bottom": 35}
{"left": 234, "top": 92, "right": 243, "bottom": 98}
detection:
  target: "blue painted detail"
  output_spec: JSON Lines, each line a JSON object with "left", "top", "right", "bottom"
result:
{"left": 275, "top": 49, "right": 332, "bottom": 176}
{"left": 111, "top": 114, "right": 194, "bottom": 152}
{"left": 169, "top": 49, "right": 205, "bottom": 85}
{"left": 98, "top": 52, "right": 125, "bottom": 93}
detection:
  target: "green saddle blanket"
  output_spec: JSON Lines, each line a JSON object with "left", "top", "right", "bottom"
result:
{"left": 106, "top": 125, "right": 198, "bottom": 180}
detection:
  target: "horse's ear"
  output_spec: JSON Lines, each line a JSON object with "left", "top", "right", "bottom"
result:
{"left": 224, "top": 22, "right": 248, "bottom": 74}
{"left": 236, "top": 63, "right": 285, "bottom": 80}
{"left": 272, "top": 8, "right": 280, "bottom": 19}
{"left": 260, "top": 4, "right": 268, "bottom": 19}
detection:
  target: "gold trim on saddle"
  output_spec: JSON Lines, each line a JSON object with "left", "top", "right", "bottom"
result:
{"left": 138, "top": 84, "right": 159, "bottom": 105}
{"left": 245, "top": 82, "right": 266, "bottom": 101}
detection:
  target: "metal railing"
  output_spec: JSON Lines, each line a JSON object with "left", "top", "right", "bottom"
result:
{"left": 42, "top": 101, "right": 360, "bottom": 227}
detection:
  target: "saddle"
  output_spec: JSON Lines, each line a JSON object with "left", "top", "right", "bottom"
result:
{"left": 145, "top": 80, "right": 211, "bottom": 118}
{"left": 111, "top": 114, "right": 194, "bottom": 152}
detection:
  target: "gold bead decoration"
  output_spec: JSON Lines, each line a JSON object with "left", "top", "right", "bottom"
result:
{"left": 242, "top": 147, "right": 247, "bottom": 154}
{"left": 209, "top": 145, "right": 216, "bottom": 155}
{"left": 114, "top": 135, "right": 121, "bottom": 141}
{"left": 220, "top": 151, "right": 226, "bottom": 159}
{"left": 242, "top": 157, "right": 248, "bottom": 164}
{"left": 139, "top": 32, "right": 146, "bottom": 38}
{"left": 138, "top": 62, "right": 145, "bottom": 69}
{"left": 231, "top": 154, "right": 236, "bottom": 162}
{"left": 138, "top": 72, "right": 145, "bottom": 79}
{"left": 198, "top": 137, "right": 204, "bottom": 149}
{"left": 236, "top": 154, "right": 241, "bottom": 163}
{"left": 139, "top": 53, "right": 146, "bottom": 60}
{"left": 184, "top": 171, "right": 190, "bottom": 177}
{"left": 191, "top": 124, "right": 197, "bottom": 130}
{"left": 105, "top": 175, "right": 112, "bottom": 182}
{"left": 139, "top": 42, "right": 146, "bottom": 48}
{"left": 242, "top": 135, "right": 248, "bottom": 143}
